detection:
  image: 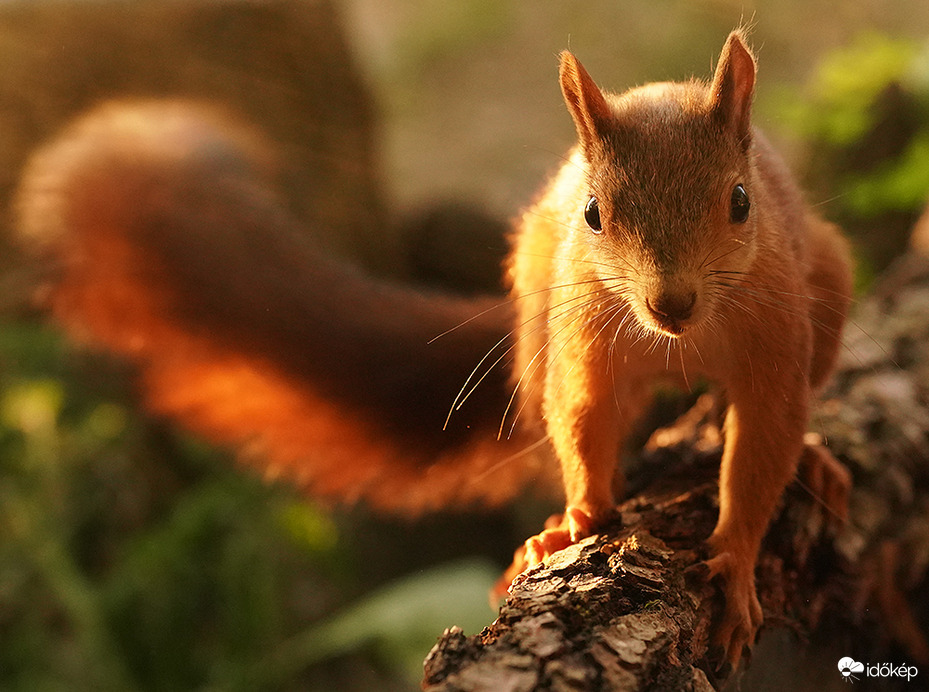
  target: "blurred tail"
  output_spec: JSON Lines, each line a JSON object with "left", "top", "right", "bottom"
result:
{"left": 14, "top": 100, "right": 550, "bottom": 514}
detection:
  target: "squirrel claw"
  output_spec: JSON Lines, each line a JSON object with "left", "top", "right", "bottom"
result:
{"left": 524, "top": 527, "right": 571, "bottom": 566}
{"left": 701, "top": 548, "right": 763, "bottom": 668}
{"left": 564, "top": 505, "right": 596, "bottom": 542}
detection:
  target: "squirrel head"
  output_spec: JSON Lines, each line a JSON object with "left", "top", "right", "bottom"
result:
{"left": 559, "top": 31, "right": 759, "bottom": 338}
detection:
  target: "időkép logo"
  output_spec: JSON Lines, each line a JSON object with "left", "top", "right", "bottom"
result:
{"left": 838, "top": 656, "right": 919, "bottom": 684}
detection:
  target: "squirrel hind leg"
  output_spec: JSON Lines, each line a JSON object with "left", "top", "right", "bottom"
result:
{"left": 804, "top": 219, "right": 854, "bottom": 391}
{"left": 798, "top": 433, "right": 851, "bottom": 529}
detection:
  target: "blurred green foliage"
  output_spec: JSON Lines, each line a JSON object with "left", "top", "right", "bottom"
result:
{"left": 787, "top": 33, "right": 918, "bottom": 147}
{"left": 0, "top": 322, "right": 497, "bottom": 691}
{"left": 779, "top": 32, "right": 929, "bottom": 271}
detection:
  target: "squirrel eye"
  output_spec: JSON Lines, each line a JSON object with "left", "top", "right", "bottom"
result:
{"left": 584, "top": 196, "right": 602, "bottom": 233}
{"left": 730, "top": 184, "right": 750, "bottom": 224}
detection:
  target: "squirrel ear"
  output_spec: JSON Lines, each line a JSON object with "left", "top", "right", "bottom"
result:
{"left": 708, "top": 30, "right": 756, "bottom": 144}
{"left": 559, "top": 51, "right": 613, "bottom": 153}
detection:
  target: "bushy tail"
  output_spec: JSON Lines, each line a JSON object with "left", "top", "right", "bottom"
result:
{"left": 14, "top": 100, "right": 551, "bottom": 514}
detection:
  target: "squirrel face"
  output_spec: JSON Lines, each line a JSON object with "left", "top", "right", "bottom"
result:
{"left": 580, "top": 84, "right": 758, "bottom": 337}
{"left": 559, "top": 36, "right": 758, "bottom": 338}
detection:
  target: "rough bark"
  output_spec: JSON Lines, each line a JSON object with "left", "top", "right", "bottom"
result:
{"left": 423, "top": 253, "right": 929, "bottom": 691}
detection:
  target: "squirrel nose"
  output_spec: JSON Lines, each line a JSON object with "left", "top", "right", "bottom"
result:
{"left": 646, "top": 291, "right": 697, "bottom": 331}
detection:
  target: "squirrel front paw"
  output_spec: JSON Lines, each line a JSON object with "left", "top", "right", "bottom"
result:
{"left": 700, "top": 541, "right": 764, "bottom": 668}
{"left": 491, "top": 506, "right": 598, "bottom": 601}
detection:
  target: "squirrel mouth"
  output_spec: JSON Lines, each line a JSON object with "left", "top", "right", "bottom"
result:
{"left": 655, "top": 321, "right": 686, "bottom": 337}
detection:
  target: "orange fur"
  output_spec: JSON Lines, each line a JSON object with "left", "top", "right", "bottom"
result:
{"left": 507, "top": 30, "right": 853, "bottom": 663}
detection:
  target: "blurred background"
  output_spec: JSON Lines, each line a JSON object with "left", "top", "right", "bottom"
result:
{"left": 0, "top": 1, "right": 927, "bottom": 690}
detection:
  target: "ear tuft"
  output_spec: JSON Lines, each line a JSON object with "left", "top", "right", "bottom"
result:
{"left": 708, "top": 30, "right": 756, "bottom": 145}
{"left": 559, "top": 51, "right": 613, "bottom": 153}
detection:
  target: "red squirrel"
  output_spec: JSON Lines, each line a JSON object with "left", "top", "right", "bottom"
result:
{"left": 15, "top": 31, "right": 852, "bottom": 664}
{"left": 506, "top": 30, "right": 852, "bottom": 661}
